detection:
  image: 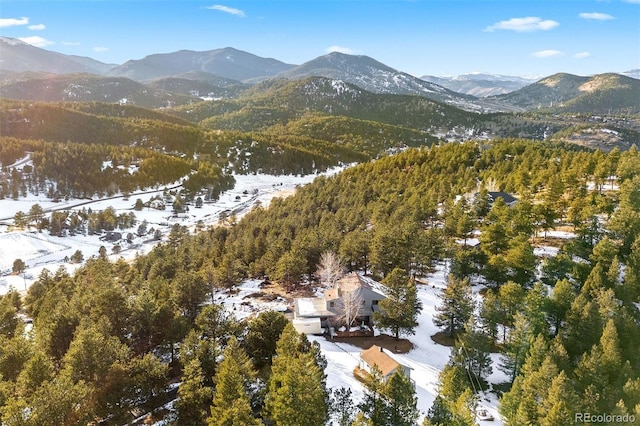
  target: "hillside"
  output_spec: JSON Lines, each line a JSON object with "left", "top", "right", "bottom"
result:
{"left": 0, "top": 73, "right": 199, "bottom": 108}
{"left": 276, "top": 52, "right": 481, "bottom": 110}
{"left": 490, "top": 72, "right": 640, "bottom": 114}
{"left": 0, "top": 99, "right": 414, "bottom": 178}
{"left": 181, "top": 76, "right": 480, "bottom": 132}
{"left": 1, "top": 110, "right": 639, "bottom": 426}
{"left": 146, "top": 73, "right": 251, "bottom": 99}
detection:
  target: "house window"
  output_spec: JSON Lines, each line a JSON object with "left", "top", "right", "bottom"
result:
{"left": 372, "top": 300, "right": 379, "bottom": 305}
{"left": 329, "top": 301, "right": 335, "bottom": 307}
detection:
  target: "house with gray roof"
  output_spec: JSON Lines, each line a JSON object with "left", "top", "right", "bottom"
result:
{"left": 292, "top": 272, "right": 385, "bottom": 334}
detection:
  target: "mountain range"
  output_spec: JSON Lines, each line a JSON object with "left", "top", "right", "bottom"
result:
{"left": 0, "top": 36, "right": 638, "bottom": 114}
{"left": 0, "top": 37, "right": 114, "bottom": 74}
{"left": 420, "top": 73, "right": 537, "bottom": 97}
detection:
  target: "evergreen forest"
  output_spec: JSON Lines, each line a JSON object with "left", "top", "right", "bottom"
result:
{"left": 1, "top": 135, "right": 639, "bottom": 425}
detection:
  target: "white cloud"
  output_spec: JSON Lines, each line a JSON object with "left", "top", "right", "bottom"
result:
{"left": 579, "top": 12, "right": 615, "bottom": 20}
{"left": 0, "top": 17, "right": 29, "bottom": 28}
{"left": 62, "top": 41, "right": 81, "bottom": 46}
{"left": 574, "top": 51, "right": 591, "bottom": 59}
{"left": 532, "top": 49, "right": 565, "bottom": 58}
{"left": 93, "top": 46, "right": 108, "bottom": 53}
{"left": 28, "top": 24, "right": 46, "bottom": 31}
{"left": 326, "top": 45, "right": 357, "bottom": 55}
{"left": 622, "top": 0, "right": 640, "bottom": 4}
{"left": 206, "top": 5, "right": 246, "bottom": 17}
{"left": 485, "top": 17, "right": 559, "bottom": 32}
{"left": 18, "top": 36, "right": 54, "bottom": 47}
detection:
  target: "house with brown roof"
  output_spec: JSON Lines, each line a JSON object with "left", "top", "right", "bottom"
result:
{"left": 359, "top": 345, "right": 412, "bottom": 382}
{"left": 292, "top": 272, "right": 385, "bottom": 334}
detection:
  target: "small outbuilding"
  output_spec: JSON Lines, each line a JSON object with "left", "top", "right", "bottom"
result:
{"left": 359, "top": 345, "right": 412, "bottom": 382}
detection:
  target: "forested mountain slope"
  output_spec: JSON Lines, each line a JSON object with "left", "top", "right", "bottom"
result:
{"left": 491, "top": 72, "right": 640, "bottom": 114}
{"left": 0, "top": 73, "right": 200, "bottom": 108}
{"left": 170, "top": 76, "right": 480, "bottom": 131}
{"left": 0, "top": 98, "right": 432, "bottom": 199}
{"left": 1, "top": 139, "right": 639, "bottom": 424}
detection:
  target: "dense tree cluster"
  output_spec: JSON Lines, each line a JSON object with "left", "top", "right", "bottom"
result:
{"left": 0, "top": 136, "right": 233, "bottom": 201}
{"left": 11, "top": 204, "right": 142, "bottom": 238}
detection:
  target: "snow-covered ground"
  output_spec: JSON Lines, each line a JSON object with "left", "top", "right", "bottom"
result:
{"left": 0, "top": 166, "right": 346, "bottom": 295}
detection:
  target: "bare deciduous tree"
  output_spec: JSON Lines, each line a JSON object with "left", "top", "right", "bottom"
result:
{"left": 339, "top": 289, "right": 363, "bottom": 330}
{"left": 316, "top": 250, "right": 346, "bottom": 287}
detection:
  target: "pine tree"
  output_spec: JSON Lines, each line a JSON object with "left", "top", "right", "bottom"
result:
{"left": 433, "top": 275, "right": 474, "bottom": 338}
{"left": 547, "top": 279, "right": 575, "bottom": 336}
{"left": 374, "top": 268, "right": 422, "bottom": 339}
{"left": 479, "top": 289, "right": 500, "bottom": 343}
{"left": 427, "top": 360, "right": 476, "bottom": 426}
{"left": 496, "top": 281, "right": 525, "bottom": 342}
{"left": 521, "top": 282, "right": 549, "bottom": 337}
{"left": 502, "top": 235, "right": 537, "bottom": 286}
{"left": 500, "top": 338, "right": 556, "bottom": 426}
{"left": 456, "top": 318, "right": 493, "bottom": 384}
{"left": 265, "top": 323, "right": 327, "bottom": 426}
{"left": 357, "top": 366, "right": 389, "bottom": 426}
{"left": 540, "top": 371, "right": 580, "bottom": 426}
{"left": 176, "top": 358, "right": 213, "bottom": 426}
{"left": 562, "top": 293, "right": 603, "bottom": 360}
{"left": 574, "top": 319, "right": 628, "bottom": 414}
{"left": 499, "top": 313, "right": 537, "bottom": 383}
{"left": 383, "top": 369, "right": 420, "bottom": 426}
{"left": 195, "top": 303, "right": 240, "bottom": 347}
{"left": 330, "top": 387, "right": 355, "bottom": 426}
{"left": 179, "top": 329, "right": 220, "bottom": 387}
{"left": 209, "top": 337, "right": 261, "bottom": 426}
{"left": 243, "top": 310, "right": 288, "bottom": 366}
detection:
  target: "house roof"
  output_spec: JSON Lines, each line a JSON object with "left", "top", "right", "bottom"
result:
{"left": 488, "top": 191, "right": 518, "bottom": 204}
{"left": 325, "top": 272, "right": 371, "bottom": 300}
{"left": 360, "top": 345, "right": 401, "bottom": 377}
{"left": 294, "top": 297, "right": 334, "bottom": 318}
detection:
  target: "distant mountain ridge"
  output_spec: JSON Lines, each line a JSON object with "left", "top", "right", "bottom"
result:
{"left": 0, "top": 37, "right": 637, "bottom": 114}
{"left": 277, "top": 52, "right": 480, "bottom": 110}
{"left": 622, "top": 69, "right": 640, "bottom": 80}
{"left": 420, "top": 73, "right": 537, "bottom": 97}
{"left": 176, "top": 76, "right": 479, "bottom": 132}
{"left": 0, "top": 37, "right": 115, "bottom": 74}
{"left": 107, "top": 47, "right": 295, "bottom": 82}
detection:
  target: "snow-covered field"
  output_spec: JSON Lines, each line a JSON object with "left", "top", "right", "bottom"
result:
{"left": 0, "top": 165, "right": 345, "bottom": 295}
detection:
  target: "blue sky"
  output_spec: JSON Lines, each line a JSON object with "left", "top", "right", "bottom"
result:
{"left": 1, "top": 0, "right": 638, "bottom": 77}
